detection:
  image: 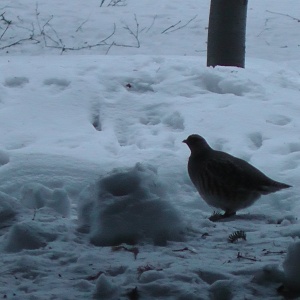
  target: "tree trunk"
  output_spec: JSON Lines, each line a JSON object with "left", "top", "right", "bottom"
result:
{"left": 207, "top": 0, "right": 248, "bottom": 68}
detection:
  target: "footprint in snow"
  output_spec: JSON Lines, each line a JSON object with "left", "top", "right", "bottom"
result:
{"left": 248, "top": 132, "right": 264, "bottom": 150}
{"left": 287, "top": 143, "right": 300, "bottom": 154}
{"left": 124, "top": 81, "right": 154, "bottom": 93}
{"left": 43, "top": 78, "right": 71, "bottom": 89}
{"left": 266, "top": 115, "right": 291, "bottom": 126}
{"left": 4, "top": 76, "right": 29, "bottom": 88}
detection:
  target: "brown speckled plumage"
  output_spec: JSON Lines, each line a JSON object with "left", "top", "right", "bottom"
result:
{"left": 183, "top": 134, "right": 291, "bottom": 219}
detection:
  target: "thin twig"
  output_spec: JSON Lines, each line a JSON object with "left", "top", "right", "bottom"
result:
{"left": 266, "top": 10, "right": 300, "bottom": 22}
{"left": 0, "top": 12, "right": 12, "bottom": 40}
{"left": 262, "top": 249, "right": 286, "bottom": 256}
{"left": 161, "top": 21, "right": 181, "bottom": 34}
{"left": 0, "top": 12, "right": 12, "bottom": 25}
{"left": 0, "top": 36, "right": 39, "bottom": 50}
{"left": 166, "top": 15, "right": 198, "bottom": 33}
{"left": 76, "top": 18, "right": 89, "bottom": 32}
{"left": 105, "top": 41, "right": 115, "bottom": 54}
{"left": 162, "top": 15, "right": 198, "bottom": 34}
{"left": 41, "top": 16, "right": 62, "bottom": 46}
{"left": 237, "top": 252, "right": 260, "bottom": 262}
{"left": 146, "top": 15, "right": 157, "bottom": 33}
{"left": 123, "top": 14, "right": 140, "bottom": 48}
{"left": 172, "top": 247, "right": 197, "bottom": 254}
{"left": 1, "top": 5, "right": 140, "bottom": 54}
{"left": 0, "top": 23, "right": 10, "bottom": 40}
{"left": 108, "top": 0, "right": 126, "bottom": 7}
{"left": 35, "top": 4, "right": 118, "bottom": 54}
{"left": 256, "top": 18, "right": 271, "bottom": 37}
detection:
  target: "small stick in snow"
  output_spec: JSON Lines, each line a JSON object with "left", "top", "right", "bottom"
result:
{"left": 237, "top": 252, "right": 260, "bottom": 262}
{"left": 172, "top": 247, "right": 197, "bottom": 254}
{"left": 262, "top": 249, "right": 286, "bottom": 256}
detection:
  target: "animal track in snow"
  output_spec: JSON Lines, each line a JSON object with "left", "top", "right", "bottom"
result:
{"left": 112, "top": 103, "right": 183, "bottom": 148}
{"left": 90, "top": 101, "right": 102, "bottom": 131}
{"left": 139, "top": 106, "right": 184, "bottom": 130}
{"left": 266, "top": 114, "right": 291, "bottom": 126}
{"left": 288, "top": 143, "right": 300, "bottom": 154}
{"left": 139, "top": 113, "right": 161, "bottom": 126}
{"left": 124, "top": 80, "right": 155, "bottom": 93}
{"left": 43, "top": 78, "right": 71, "bottom": 89}
{"left": 0, "top": 150, "right": 9, "bottom": 166}
{"left": 139, "top": 104, "right": 167, "bottom": 126}
{"left": 162, "top": 111, "right": 185, "bottom": 131}
{"left": 248, "top": 132, "right": 264, "bottom": 150}
{"left": 5, "top": 139, "right": 34, "bottom": 150}
{"left": 274, "top": 142, "right": 300, "bottom": 156}
{"left": 4, "top": 77, "right": 29, "bottom": 88}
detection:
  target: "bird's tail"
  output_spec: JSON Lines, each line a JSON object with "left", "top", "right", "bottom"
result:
{"left": 260, "top": 181, "right": 291, "bottom": 194}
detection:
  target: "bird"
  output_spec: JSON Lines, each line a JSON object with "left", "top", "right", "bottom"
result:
{"left": 183, "top": 134, "right": 291, "bottom": 220}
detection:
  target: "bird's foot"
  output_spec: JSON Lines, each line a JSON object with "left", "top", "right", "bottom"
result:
{"left": 224, "top": 211, "right": 236, "bottom": 218}
{"left": 209, "top": 211, "right": 236, "bottom": 222}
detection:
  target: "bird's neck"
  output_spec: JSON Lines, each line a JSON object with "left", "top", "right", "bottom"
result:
{"left": 190, "top": 147, "right": 212, "bottom": 159}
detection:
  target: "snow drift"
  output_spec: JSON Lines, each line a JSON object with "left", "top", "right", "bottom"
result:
{"left": 78, "top": 163, "right": 184, "bottom": 246}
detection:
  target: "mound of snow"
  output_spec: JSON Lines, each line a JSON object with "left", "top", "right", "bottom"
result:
{"left": 209, "top": 280, "right": 235, "bottom": 300}
{"left": 47, "top": 188, "right": 71, "bottom": 218}
{"left": 283, "top": 241, "right": 300, "bottom": 291}
{"left": 94, "top": 274, "right": 119, "bottom": 299}
{"left": 3, "top": 221, "right": 58, "bottom": 252}
{"left": 0, "top": 149, "right": 9, "bottom": 166}
{"left": 0, "top": 191, "right": 21, "bottom": 224}
{"left": 20, "top": 183, "right": 71, "bottom": 217}
{"left": 78, "top": 163, "right": 184, "bottom": 246}
{"left": 21, "top": 183, "right": 52, "bottom": 209}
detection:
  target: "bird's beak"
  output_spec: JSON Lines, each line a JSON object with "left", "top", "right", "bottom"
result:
{"left": 182, "top": 139, "right": 187, "bottom": 144}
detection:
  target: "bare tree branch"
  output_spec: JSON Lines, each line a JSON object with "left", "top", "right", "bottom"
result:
{"left": 161, "top": 21, "right": 181, "bottom": 34}
{"left": 162, "top": 15, "right": 198, "bottom": 34}
{"left": 122, "top": 14, "right": 140, "bottom": 48}
{"left": 76, "top": 18, "right": 89, "bottom": 32}
{"left": 146, "top": 15, "right": 157, "bottom": 33}
{"left": 1, "top": 6, "right": 142, "bottom": 54}
{"left": 0, "top": 36, "right": 39, "bottom": 50}
{"left": 100, "top": 0, "right": 127, "bottom": 7}
{"left": 0, "top": 23, "right": 10, "bottom": 40}
{"left": 107, "top": 0, "right": 126, "bottom": 7}
{"left": 0, "top": 12, "right": 12, "bottom": 25}
{"left": 266, "top": 10, "right": 300, "bottom": 22}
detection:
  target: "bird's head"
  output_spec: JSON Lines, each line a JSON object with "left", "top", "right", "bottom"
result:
{"left": 183, "top": 134, "right": 212, "bottom": 156}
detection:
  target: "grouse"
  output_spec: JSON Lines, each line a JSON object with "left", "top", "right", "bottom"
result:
{"left": 183, "top": 134, "right": 291, "bottom": 220}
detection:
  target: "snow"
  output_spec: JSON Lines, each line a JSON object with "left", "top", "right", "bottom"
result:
{"left": 0, "top": 0, "right": 300, "bottom": 299}
{"left": 283, "top": 241, "right": 300, "bottom": 292}
{"left": 78, "top": 163, "right": 184, "bottom": 246}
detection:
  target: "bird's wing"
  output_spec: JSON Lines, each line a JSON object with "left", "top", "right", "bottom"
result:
{"left": 204, "top": 152, "right": 271, "bottom": 193}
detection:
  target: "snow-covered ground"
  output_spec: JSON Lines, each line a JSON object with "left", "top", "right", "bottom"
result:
{"left": 0, "top": 0, "right": 300, "bottom": 299}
